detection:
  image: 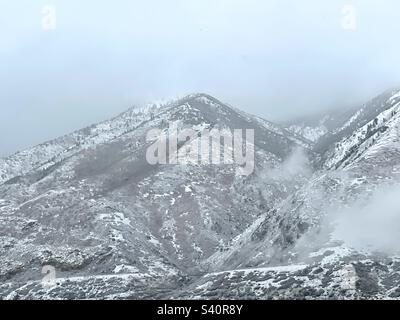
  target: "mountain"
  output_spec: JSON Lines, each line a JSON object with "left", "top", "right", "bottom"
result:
{"left": 0, "top": 93, "right": 312, "bottom": 299}
{"left": 2, "top": 89, "right": 400, "bottom": 299}
{"left": 286, "top": 88, "right": 400, "bottom": 168}
{"left": 284, "top": 106, "right": 360, "bottom": 143}
{"left": 195, "top": 88, "right": 400, "bottom": 299}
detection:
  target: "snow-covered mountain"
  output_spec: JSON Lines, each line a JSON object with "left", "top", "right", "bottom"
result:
{"left": 198, "top": 88, "right": 400, "bottom": 299}
{"left": 2, "top": 90, "right": 400, "bottom": 299}
{"left": 0, "top": 93, "right": 312, "bottom": 299}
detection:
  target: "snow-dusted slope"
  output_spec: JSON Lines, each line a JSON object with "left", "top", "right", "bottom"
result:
{"left": 0, "top": 93, "right": 312, "bottom": 299}
{"left": 323, "top": 90, "right": 400, "bottom": 169}
{"left": 287, "top": 124, "right": 328, "bottom": 143}
{"left": 2, "top": 90, "right": 400, "bottom": 300}
{"left": 0, "top": 103, "right": 164, "bottom": 185}
{"left": 191, "top": 89, "right": 400, "bottom": 299}
{"left": 284, "top": 106, "right": 360, "bottom": 144}
{"left": 285, "top": 89, "right": 400, "bottom": 150}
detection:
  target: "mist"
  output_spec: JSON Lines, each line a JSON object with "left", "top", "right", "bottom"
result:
{"left": 290, "top": 178, "right": 400, "bottom": 261}
{"left": 2, "top": 0, "right": 400, "bottom": 156}
{"left": 332, "top": 184, "right": 400, "bottom": 254}
{"left": 263, "top": 147, "right": 311, "bottom": 181}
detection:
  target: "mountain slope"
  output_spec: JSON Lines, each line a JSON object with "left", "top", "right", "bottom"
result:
{"left": 2, "top": 90, "right": 400, "bottom": 300}
{"left": 195, "top": 89, "right": 400, "bottom": 299}
{"left": 0, "top": 93, "right": 312, "bottom": 298}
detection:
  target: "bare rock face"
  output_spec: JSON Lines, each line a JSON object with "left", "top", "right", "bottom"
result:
{"left": 2, "top": 90, "right": 400, "bottom": 299}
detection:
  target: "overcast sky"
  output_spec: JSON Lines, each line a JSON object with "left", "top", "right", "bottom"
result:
{"left": 1, "top": 0, "right": 400, "bottom": 157}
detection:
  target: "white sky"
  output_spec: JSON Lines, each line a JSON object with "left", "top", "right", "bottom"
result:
{"left": 1, "top": 0, "right": 400, "bottom": 156}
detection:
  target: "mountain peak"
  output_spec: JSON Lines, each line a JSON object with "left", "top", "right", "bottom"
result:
{"left": 168, "top": 93, "right": 226, "bottom": 110}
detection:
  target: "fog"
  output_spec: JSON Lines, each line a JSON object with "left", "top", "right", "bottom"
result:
{"left": 332, "top": 184, "right": 400, "bottom": 254}
{"left": 263, "top": 147, "right": 311, "bottom": 181}
{"left": 290, "top": 177, "right": 400, "bottom": 258}
{"left": 2, "top": 0, "right": 400, "bottom": 156}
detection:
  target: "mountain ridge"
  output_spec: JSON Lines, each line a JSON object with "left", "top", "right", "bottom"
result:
{"left": 2, "top": 89, "right": 400, "bottom": 299}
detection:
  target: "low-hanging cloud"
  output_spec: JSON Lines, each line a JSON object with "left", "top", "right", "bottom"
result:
{"left": 263, "top": 147, "right": 312, "bottom": 181}
{"left": 331, "top": 184, "right": 400, "bottom": 254}
{"left": 2, "top": 0, "right": 400, "bottom": 156}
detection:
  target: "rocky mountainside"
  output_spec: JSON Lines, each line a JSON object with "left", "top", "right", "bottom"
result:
{"left": 0, "top": 93, "right": 311, "bottom": 299}
{"left": 284, "top": 105, "right": 360, "bottom": 143}
{"left": 1, "top": 90, "right": 400, "bottom": 299}
{"left": 198, "top": 88, "right": 400, "bottom": 299}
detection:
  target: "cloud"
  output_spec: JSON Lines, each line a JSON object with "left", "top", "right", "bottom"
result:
{"left": 263, "top": 147, "right": 312, "bottom": 181}
{"left": 332, "top": 184, "right": 400, "bottom": 254}
{"left": 2, "top": 0, "right": 400, "bottom": 155}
